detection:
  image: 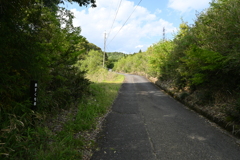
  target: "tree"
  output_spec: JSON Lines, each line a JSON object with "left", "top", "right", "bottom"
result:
{"left": 0, "top": 0, "right": 92, "bottom": 158}
{"left": 148, "top": 40, "right": 174, "bottom": 77}
{"left": 78, "top": 50, "right": 103, "bottom": 73}
{"left": 42, "top": 0, "right": 97, "bottom": 8}
{"left": 73, "top": 0, "right": 97, "bottom": 7}
{"left": 106, "top": 52, "right": 126, "bottom": 69}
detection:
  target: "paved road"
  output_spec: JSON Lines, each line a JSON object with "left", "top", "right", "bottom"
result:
{"left": 91, "top": 74, "right": 240, "bottom": 160}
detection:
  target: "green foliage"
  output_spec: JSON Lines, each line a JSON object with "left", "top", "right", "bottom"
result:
{"left": 198, "top": 0, "right": 240, "bottom": 78}
{"left": 106, "top": 52, "right": 126, "bottom": 69}
{"left": 0, "top": 0, "right": 92, "bottom": 159}
{"left": 3, "top": 0, "right": 240, "bottom": 157}
{"left": 70, "top": 0, "right": 97, "bottom": 7}
{"left": 73, "top": 73, "right": 124, "bottom": 131}
{"left": 78, "top": 50, "right": 104, "bottom": 73}
{"left": 147, "top": 40, "right": 174, "bottom": 77}
{"left": 34, "top": 71, "right": 124, "bottom": 160}
{"left": 112, "top": 0, "right": 240, "bottom": 125}
{"left": 87, "top": 43, "right": 102, "bottom": 52}
{"left": 112, "top": 0, "right": 240, "bottom": 93}
{"left": 113, "top": 52, "right": 148, "bottom": 74}
{"left": 179, "top": 45, "right": 225, "bottom": 85}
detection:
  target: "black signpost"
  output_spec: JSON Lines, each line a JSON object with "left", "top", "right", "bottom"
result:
{"left": 30, "top": 80, "right": 38, "bottom": 110}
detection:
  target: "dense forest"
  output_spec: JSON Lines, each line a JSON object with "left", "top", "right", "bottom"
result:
{"left": 114, "top": 0, "right": 240, "bottom": 134}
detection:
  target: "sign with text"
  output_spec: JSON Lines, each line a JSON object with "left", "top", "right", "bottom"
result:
{"left": 30, "top": 80, "right": 38, "bottom": 110}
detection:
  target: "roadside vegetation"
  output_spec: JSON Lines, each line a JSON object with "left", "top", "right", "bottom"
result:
{"left": 113, "top": 0, "right": 240, "bottom": 136}
{"left": 106, "top": 52, "right": 126, "bottom": 69}
{"left": 34, "top": 70, "right": 124, "bottom": 160}
{"left": 0, "top": 0, "right": 124, "bottom": 159}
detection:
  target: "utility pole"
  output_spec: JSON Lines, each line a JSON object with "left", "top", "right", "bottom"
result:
{"left": 103, "top": 32, "right": 106, "bottom": 68}
{"left": 163, "top": 27, "right": 165, "bottom": 41}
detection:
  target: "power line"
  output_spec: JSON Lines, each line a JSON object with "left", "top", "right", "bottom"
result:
{"left": 107, "top": 0, "right": 143, "bottom": 46}
{"left": 107, "top": 0, "right": 143, "bottom": 45}
{"left": 107, "top": 0, "right": 123, "bottom": 41}
{"left": 106, "top": 46, "right": 110, "bottom": 52}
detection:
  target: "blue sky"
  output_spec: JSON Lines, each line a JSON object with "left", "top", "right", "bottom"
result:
{"left": 61, "top": 0, "right": 212, "bottom": 53}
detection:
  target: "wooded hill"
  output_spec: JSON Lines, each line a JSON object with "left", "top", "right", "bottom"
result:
{"left": 106, "top": 52, "right": 126, "bottom": 68}
{"left": 113, "top": 0, "right": 240, "bottom": 135}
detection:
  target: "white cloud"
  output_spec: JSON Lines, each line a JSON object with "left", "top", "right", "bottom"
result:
{"left": 168, "top": 0, "right": 211, "bottom": 13}
{"left": 71, "top": 0, "right": 176, "bottom": 53}
{"left": 135, "top": 45, "right": 143, "bottom": 48}
{"left": 155, "top": 9, "right": 162, "bottom": 14}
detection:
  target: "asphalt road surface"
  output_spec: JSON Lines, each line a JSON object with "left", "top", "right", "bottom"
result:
{"left": 91, "top": 74, "right": 240, "bottom": 160}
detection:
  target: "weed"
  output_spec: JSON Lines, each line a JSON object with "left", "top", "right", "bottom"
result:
{"left": 32, "top": 71, "right": 124, "bottom": 160}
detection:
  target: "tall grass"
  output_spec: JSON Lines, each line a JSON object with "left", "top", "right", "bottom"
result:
{"left": 32, "top": 70, "right": 124, "bottom": 160}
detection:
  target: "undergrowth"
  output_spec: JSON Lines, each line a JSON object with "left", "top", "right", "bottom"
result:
{"left": 1, "top": 70, "right": 124, "bottom": 160}
{"left": 33, "top": 70, "right": 124, "bottom": 160}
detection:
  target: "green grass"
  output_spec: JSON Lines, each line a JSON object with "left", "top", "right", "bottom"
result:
{"left": 1, "top": 69, "right": 124, "bottom": 160}
{"left": 32, "top": 71, "right": 124, "bottom": 160}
